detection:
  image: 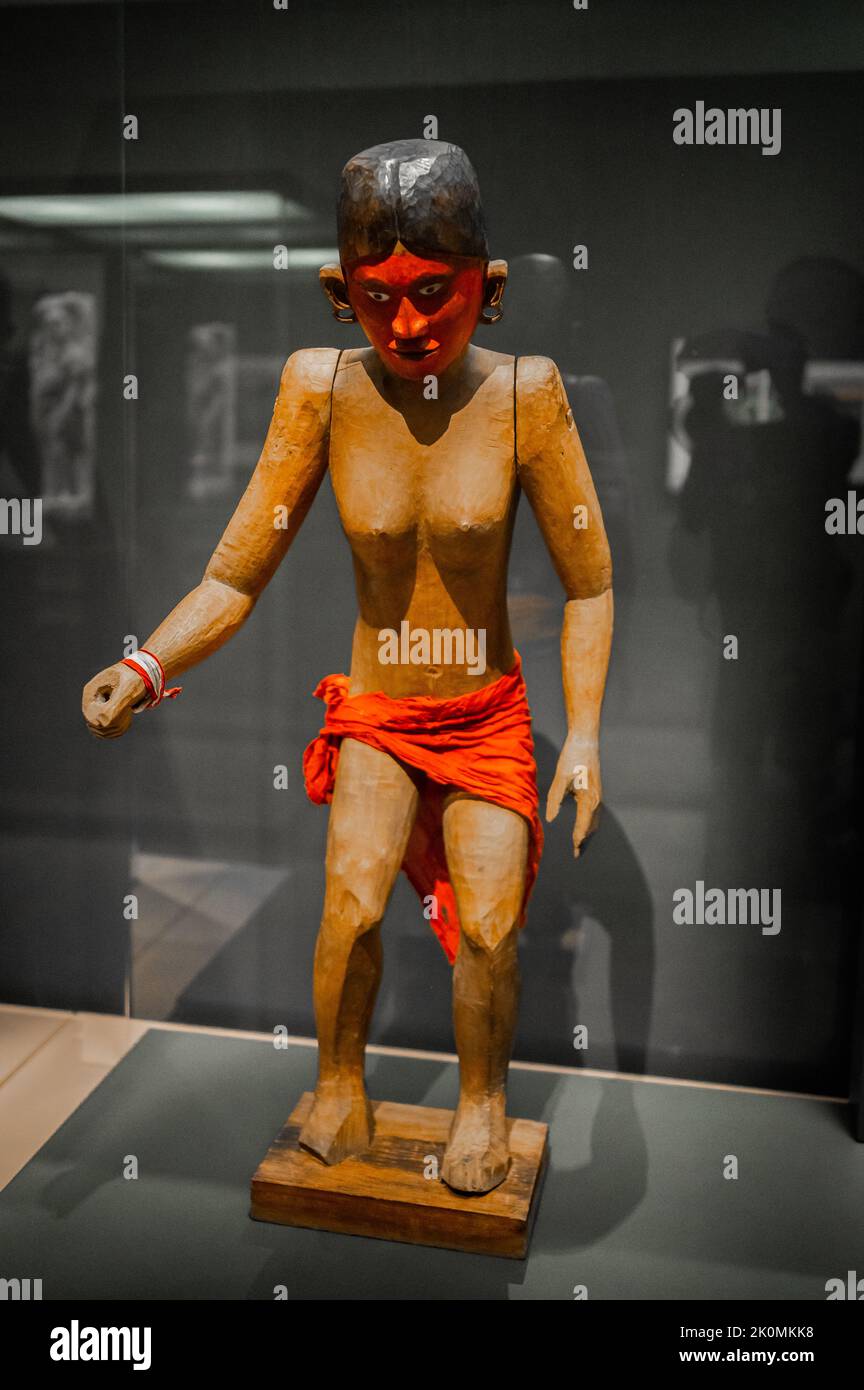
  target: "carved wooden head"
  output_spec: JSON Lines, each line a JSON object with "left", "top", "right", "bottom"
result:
{"left": 320, "top": 139, "right": 506, "bottom": 380}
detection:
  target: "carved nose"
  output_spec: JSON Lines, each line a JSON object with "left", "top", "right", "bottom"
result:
{"left": 392, "top": 296, "right": 429, "bottom": 342}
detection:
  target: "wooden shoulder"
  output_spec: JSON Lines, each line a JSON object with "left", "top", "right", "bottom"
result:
{"left": 515, "top": 354, "right": 572, "bottom": 453}
{"left": 278, "top": 346, "right": 342, "bottom": 403}
{"left": 515, "top": 354, "right": 560, "bottom": 387}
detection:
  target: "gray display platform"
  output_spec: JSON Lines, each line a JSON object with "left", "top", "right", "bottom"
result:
{"left": 0, "top": 1029, "right": 861, "bottom": 1300}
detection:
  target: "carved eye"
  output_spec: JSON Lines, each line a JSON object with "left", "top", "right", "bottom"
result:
{"left": 364, "top": 289, "right": 390, "bottom": 303}
{"left": 417, "top": 282, "right": 445, "bottom": 297}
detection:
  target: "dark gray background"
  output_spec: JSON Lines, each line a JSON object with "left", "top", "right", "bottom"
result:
{"left": 1, "top": 0, "right": 863, "bottom": 1094}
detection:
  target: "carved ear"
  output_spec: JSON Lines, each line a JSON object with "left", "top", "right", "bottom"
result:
{"left": 484, "top": 258, "right": 508, "bottom": 312}
{"left": 319, "top": 264, "right": 356, "bottom": 322}
{"left": 479, "top": 259, "right": 507, "bottom": 324}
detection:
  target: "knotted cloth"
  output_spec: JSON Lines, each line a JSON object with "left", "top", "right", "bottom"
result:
{"left": 302, "top": 654, "right": 544, "bottom": 964}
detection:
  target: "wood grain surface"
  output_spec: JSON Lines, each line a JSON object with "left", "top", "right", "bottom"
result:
{"left": 250, "top": 1092, "right": 548, "bottom": 1258}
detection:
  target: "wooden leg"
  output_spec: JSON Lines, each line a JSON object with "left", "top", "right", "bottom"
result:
{"left": 298, "top": 738, "right": 419, "bottom": 1164}
{"left": 440, "top": 793, "right": 529, "bottom": 1194}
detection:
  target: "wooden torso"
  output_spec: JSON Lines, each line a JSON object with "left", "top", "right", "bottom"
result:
{"left": 328, "top": 345, "right": 519, "bottom": 695}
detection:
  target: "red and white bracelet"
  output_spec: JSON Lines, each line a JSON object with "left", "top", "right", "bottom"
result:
{"left": 121, "top": 648, "right": 183, "bottom": 712}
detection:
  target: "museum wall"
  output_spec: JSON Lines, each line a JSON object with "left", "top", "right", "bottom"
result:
{"left": 1, "top": 0, "right": 863, "bottom": 1093}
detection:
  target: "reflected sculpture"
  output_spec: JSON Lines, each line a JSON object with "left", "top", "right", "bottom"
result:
{"left": 186, "top": 323, "right": 237, "bottom": 501}
{"left": 30, "top": 291, "right": 96, "bottom": 517}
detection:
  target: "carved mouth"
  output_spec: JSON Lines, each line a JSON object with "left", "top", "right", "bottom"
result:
{"left": 392, "top": 345, "right": 437, "bottom": 361}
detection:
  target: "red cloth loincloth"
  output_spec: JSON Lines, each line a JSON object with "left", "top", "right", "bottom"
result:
{"left": 302, "top": 653, "right": 544, "bottom": 964}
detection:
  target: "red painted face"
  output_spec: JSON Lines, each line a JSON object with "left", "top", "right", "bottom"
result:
{"left": 344, "top": 247, "right": 485, "bottom": 380}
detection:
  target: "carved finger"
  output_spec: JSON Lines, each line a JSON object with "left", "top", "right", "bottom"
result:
{"left": 573, "top": 791, "right": 596, "bottom": 849}
{"left": 545, "top": 771, "right": 569, "bottom": 822}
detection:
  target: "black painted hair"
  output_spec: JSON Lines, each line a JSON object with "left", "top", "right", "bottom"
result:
{"left": 337, "top": 139, "right": 489, "bottom": 265}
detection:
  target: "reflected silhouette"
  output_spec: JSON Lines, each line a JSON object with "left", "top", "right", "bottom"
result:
{"left": 674, "top": 257, "right": 862, "bottom": 889}
{"left": 518, "top": 733, "right": 655, "bottom": 1075}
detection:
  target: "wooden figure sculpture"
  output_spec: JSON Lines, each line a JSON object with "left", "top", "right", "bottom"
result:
{"left": 82, "top": 140, "right": 612, "bottom": 1246}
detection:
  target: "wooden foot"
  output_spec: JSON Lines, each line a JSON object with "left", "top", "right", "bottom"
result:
{"left": 250, "top": 1092, "right": 548, "bottom": 1259}
{"left": 441, "top": 1095, "right": 511, "bottom": 1194}
{"left": 298, "top": 1087, "right": 374, "bottom": 1166}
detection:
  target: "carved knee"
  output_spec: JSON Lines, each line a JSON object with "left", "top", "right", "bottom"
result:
{"left": 458, "top": 900, "right": 520, "bottom": 956}
{"left": 322, "top": 854, "right": 391, "bottom": 939}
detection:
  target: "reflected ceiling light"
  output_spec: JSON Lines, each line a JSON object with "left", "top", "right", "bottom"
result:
{"left": 0, "top": 192, "right": 312, "bottom": 227}
{"left": 145, "top": 248, "right": 338, "bottom": 270}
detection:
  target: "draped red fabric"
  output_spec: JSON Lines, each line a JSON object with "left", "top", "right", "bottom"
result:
{"left": 302, "top": 654, "right": 544, "bottom": 964}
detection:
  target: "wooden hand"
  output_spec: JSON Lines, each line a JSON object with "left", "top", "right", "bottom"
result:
{"left": 546, "top": 732, "right": 602, "bottom": 858}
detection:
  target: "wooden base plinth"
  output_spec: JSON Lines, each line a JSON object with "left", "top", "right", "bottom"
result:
{"left": 250, "top": 1092, "right": 548, "bottom": 1259}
